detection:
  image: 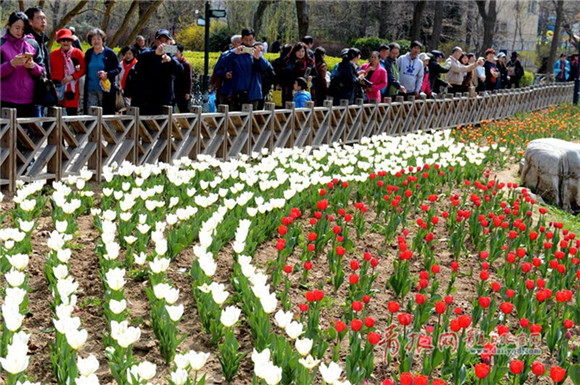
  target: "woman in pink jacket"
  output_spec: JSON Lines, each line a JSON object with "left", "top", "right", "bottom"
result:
{"left": 0, "top": 12, "right": 44, "bottom": 117}
{"left": 360, "top": 51, "right": 387, "bottom": 102}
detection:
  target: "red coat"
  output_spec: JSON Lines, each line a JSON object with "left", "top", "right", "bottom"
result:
{"left": 50, "top": 47, "right": 86, "bottom": 108}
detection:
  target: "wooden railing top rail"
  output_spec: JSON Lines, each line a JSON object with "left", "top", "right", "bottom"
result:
{"left": 0, "top": 83, "right": 574, "bottom": 191}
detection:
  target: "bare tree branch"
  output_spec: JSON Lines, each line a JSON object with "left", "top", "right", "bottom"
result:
{"left": 47, "top": 0, "right": 89, "bottom": 50}
{"left": 121, "top": 0, "right": 163, "bottom": 47}
{"left": 101, "top": 0, "right": 116, "bottom": 31}
{"left": 109, "top": 0, "right": 138, "bottom": 48}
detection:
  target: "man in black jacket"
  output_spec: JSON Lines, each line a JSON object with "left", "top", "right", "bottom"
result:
{"left": 25, "top": 7, "right": 50, "bottom": 117}
{"left": 130, "top": 29, "right": 183, "bottom": 115}
{"left": 507, "top": 51, "right": 524, "bottom": 88}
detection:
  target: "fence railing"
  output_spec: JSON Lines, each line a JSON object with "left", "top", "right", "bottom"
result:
{"left": 0, "top": 83, "right": 574, "bottom": 191}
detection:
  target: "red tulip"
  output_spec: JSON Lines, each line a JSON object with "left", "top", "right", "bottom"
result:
{"left": 475, "top": 363, "right": 490, "bottom": 379}
{"left": 435, "top": 301, "right": 447, "bottom": 314}
{"left": 500, "top": 302, "right": 514, "bottom": 314}
{"left": 351, "top": 319, "right": 363, "bottom": 332}
{"left": 388, "top": 301, "right": 400, "bottom": 313}
{"left": 550, "top": 366, "right": 566, "bottom": 383}
{"left": 335, "top": 320, "right": 346, "bottom": 332}
{"left": 364, "top": 317, "right": 375, "bottom": 328}
{"left": 398, "top": 313, "right": 412, "bottom": 326}
{"left": 479, "top": 296, "right": 491, "bottom": 308}
{"left": 400, "top": 372, "right": 413, "bottom": 385}
{"left": 532, "top": 362, "right": 545, "bottom": 376}
{"left": 368, "top": 331, "right": 381, "bottom": 345}
{"left": 352, "top": 301, "right": 363, "bottom": 312}
{"left": 510, "top": 360, "right": 524, "bottom": 374}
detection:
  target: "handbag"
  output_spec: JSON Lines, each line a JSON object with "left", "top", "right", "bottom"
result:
{"left": 34, "top": 76, "right": 58, "bottom": 107}
{"left": 54, "top": 83, "right": 66, "bottom": 102}
{"left": 272, "top": 89, "right": 283, "bottom": 107}
{"left": 115, "top": 89, "right": 126, "bottom": 112}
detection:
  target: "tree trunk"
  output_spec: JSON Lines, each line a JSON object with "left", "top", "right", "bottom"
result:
{"left": 295, "top": 0, "right": 310, "bottom": 39}
{"left": 109, "top": 0, "right": 139, "bottom": 48}
{"left": 430, "top": 0, "right": 444, "bottom": 49}
{"left": 410, "top": 0, "right": 427, "bottom": 42}
{"left": 378, "top": 0, "right": 389, "bottom": 39}
{"left": 38, "top": 0, "right": 45, "bottom": 8}
{"left": 475, "top": 0, "right": 498, "bottom": 54}
{"left": 357, "top": 1, "right": 368, "bottom": 37}
{"left": 18, "top": 0, "right": 24, "bottom": 11}
{"left": 47, "top": 0, "right": 88, "bottom": 50}
{"left": 547, "top": 0, "right": 564, "bottom": 76}
{"left": 101, "top": 0, "right": 116, "bottom": 31}
{"left": 253, "top": 0, "right": 270, "bottom": 36}
{"left": 122, "top": 0, "right": 163, "bottom": 47}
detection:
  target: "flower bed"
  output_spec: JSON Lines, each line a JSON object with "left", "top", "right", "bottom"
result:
{"left": 0, "top": 105, "right": 579, "bottom": 385}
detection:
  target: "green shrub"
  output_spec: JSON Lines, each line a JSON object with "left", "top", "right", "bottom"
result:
{"left": 394, "top": 39, "right": 410, "bottom": 55}
{"left": 349, "top": 37, "right": 388, "bottom": 59}
{"left": 520, "top": 70, "right": 534, "bottom": 87}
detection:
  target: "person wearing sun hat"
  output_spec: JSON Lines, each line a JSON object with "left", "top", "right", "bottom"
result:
{"left": 50, "top": 28, "right": 85, "bottom": 115}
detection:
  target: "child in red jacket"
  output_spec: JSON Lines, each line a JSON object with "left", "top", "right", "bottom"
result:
{"left": 50, "top": 29, "right": 85, "bottom": 115}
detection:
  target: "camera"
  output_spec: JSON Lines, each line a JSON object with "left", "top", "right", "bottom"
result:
{"left": 162, "top": 45, "right": 178, "bottom": 54}
{"left": 361, "top": 78, "right": 373, "bottom": 87}
{"left": 242, "top": 46, "right": 254, "bottom": 54}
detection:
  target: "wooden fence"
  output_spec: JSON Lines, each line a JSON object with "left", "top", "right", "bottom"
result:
{"left": 0, "top": 83, "right": 574, "bottom": 191}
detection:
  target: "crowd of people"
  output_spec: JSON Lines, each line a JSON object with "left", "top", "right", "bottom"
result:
{"left": 1, "top": 8, "right": 577, "bottom": 118}
{"left": 1, "top": 8, "right": 193, "bottom": 118}
{"left": 210, "top": 34, "right": 532, "bottom": 111}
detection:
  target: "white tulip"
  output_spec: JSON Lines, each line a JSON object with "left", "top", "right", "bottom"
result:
{"left": 220, "top": 306, "right": 241, "bottom": 327}
{"left": 5, "top": 269, "right": 26, "bottom": 287}
{"left": 319, "top": 361, "right": 343, "bottom": 384}
{"left": 77, "top": 354, "right": 99, "bottom": 377}
{"left": 187, "top": 350, "right": 210, "bottom": 371}
{"left": 298, "top": 354, "right": 320, "bottom": 369}
{"left": 66, "top": 328, "right": 88, "bottom": 350}
{"left": 260, "top": 291, "right": 277, "bottom": 314}
{"left": 109, "top": 299, "right": 127, "bottom": 315}
{"left": 170, "top": 368, "right": 188, "bottom": 385}
{"left": 149, "top": 257, "right": 170, "bottom": 274}
{"left": 7, "top": 254, "right": 29, "bottom": 271}
{"left": 56, "top": 248, "right": 72, "bottom": 263}
{"left": 105, "top": 268, "right": 126, "bottom": 291}
{"left": 2, "top": 304, "right": 24, "bottom": 331}
{"left": 165, "top": 304, "right": 184, "bottom": 321}
{"left": 285, "top": 321, "right": 304, "bottom": 340}
{"left": 295, "top": 337, "right": 313, "bottom": 356}
{"left": 274, "top": 310, "right": 293, "bottom": 329}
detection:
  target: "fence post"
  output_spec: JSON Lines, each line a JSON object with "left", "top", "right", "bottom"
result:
{"left": 2, "top": 108, "right": 16, "bottom": 191}
{"left": 285, "top": 101, "right": 296, "bottom": 148}
{"left": 265, "top": 102, "right": 275, "bottom": 153}
{"left": 242, "top": 103, "right": 253, "bottom": 156}
{"left": 218, "top": 104, "right": 229, "bottom": 160}
{"left": 191, "top": 105, "right": 203, "bottom": 159}
{"left": 47, "top": 107, "right": 62, "bottom": 182}
{"left": 128, "top": 107, "right": 139, "bottom": 165}
{"left": 162, "top": 105, "right": 173, "bottom": 164}
{"left": 88, "top": 106, "right": 103, "bottom": 182}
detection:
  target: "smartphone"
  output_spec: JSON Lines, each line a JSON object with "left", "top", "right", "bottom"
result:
{"left": 162, "top": 45, "right": 178, "bottom": 54}
{"left": 242, "top": 46, "right": 254, "bottom": 54}
{"left": 304, "top": 67, "right": 311, "bottom": 78}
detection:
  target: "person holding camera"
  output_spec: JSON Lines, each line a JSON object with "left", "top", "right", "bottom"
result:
{"left": 50, "top": 29, "right": 85, "bottom": 115}
{"left": 360, "top": 51, "right": 387, "bottom": 102}
{"left": 398, "top": 40, "right": 424, "bottom": 99}
{"left": 214, "top": 28, "right": 270, "bottom": 111}
{"left": 130, "top": 29, "right": 183, "bottom": 115}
